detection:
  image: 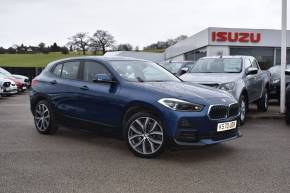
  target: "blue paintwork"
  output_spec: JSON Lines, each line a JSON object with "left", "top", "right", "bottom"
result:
{"left": 30, "top": 56, "right": 241, "bottom": 145}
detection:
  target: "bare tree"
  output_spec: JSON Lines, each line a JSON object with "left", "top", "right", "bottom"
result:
{"left": 91, "top": 30, "right": 115, "bottom": 54}
{"left": 68, "top": 33, "right": 89, "bottom": 55}
{"left": 89, "top": 37, "right": 102, "bottom": 55}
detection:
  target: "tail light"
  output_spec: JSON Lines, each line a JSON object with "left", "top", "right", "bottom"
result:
{"left": 31, "top": 79, "right": 37, "bottom": 86}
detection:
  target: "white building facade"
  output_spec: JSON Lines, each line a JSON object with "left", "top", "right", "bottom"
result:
{"left": 165, "top": 27, "right": 290, "bottom": 69}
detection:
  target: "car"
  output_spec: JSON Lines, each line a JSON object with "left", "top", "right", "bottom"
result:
{"left": 30, "top": 56, "right": 241, "bottom": 158}
{"left": 180, "top": 56, "right": 270, "bottom": 125}
{"left": 0, "top": 73, "right": 18, "bottom": 96}
{"left": 162, "top": 61, "right": 195, "bottom": 76}
{"left": 268, "top": 64, "right": 290, "bottom": 100}
{"left": 0, "top": 67, "right": 29, "bottom": 91}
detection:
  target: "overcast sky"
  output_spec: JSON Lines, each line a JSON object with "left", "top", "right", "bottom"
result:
{"left": 0, "top": 0, "right": 288, "bottom": 48}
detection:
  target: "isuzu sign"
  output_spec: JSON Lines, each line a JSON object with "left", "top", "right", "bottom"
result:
{"left": 212, "top": 32, "right": 261, "bottom": 43}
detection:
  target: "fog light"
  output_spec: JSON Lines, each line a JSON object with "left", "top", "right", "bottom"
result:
{"left": 179, "top": 118, "right": 192, "bottom": 128}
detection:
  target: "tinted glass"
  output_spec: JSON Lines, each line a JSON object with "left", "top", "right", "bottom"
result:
{"left": 190, "top": 58, "right": 242, "bottom": 73}
{"left": 164, "top": 63, "right": 183, "bottom": 74}
{"left": 244, "top": 59, "right": 251, "bottom": 69}
{"left": 251, "top": 59, "right": 259, "bottom": 69}
{"left": 61, "top": 61, "right": 80, "bottom": 80}
{"left": 53, "top": 63, "right": 63, "bottom": 77}
{"left": 110, "top": 60, "right": 180, "bottom": 82}
{"left": 83, "top": 61, "right": 111, "bottom": 82}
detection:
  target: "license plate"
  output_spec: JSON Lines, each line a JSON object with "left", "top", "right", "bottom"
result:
{"left": 22, "top": 86, "right": 27, "bottom": 90}
{"left": 217, "top": 120, "right": 237, "bottom": 132}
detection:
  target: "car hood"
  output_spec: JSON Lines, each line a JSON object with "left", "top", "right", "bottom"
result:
{"left": 129, "top": 81, "right": 237, "bottom": 105}
{"left": 180, "top": 73, "right": 241, "bottom": 84}
{"left": 0, "top": 78, "right": 15, "bottom": 85}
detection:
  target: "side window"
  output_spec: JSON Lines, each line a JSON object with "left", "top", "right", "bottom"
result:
{"left": 61, "top": 61, "right": 80, "bottom": 80}
{"left": 53, "top": 63, "right": 63, "bottom": 77}
{"left": 244, "top": 58, "right": 251, "bottom": 69}
{"left": 83, "top": 61, "right": 111, "bottom": 82}
{"left": 251, "top": 59, "right": 259, "bottom": 69}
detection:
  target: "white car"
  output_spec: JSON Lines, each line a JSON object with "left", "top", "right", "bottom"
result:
{"left": 0, "top": 67, "right": 30, "bottom": 88}
{"left": 0, "top": 73, "right": 18, "bottom": 96}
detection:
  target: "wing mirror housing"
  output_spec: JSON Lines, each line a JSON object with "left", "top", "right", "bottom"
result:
{"left": 180, "top": 67, "right": 189, "bottom": 74}
{"left": 93, "top": 74, "right": 116, "bottom": 83}
{"left": 285, "top": 69, "right": 290, "bottom": 75}
{"left": 246, "top": 67, "right": 258, "bottom": 75}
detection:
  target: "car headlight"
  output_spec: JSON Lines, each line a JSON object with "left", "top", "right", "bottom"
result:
{"left": 158, "top": 98, "right": 204, "bottom": 112}
{"left": 219, "top": 82, "right": 235, "bottom": 91}
{"left": 271, "top": 78, "right": 280, "bottom": 84}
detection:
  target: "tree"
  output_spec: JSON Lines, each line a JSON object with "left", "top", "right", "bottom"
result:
{"left": 60, "top": 46, "right": 69, "bottom": 54}
{"left": 0, "top": 47, "right": 6, "bottom": 54}
{"left": 68, "top": 33, "right": 89, "bottom": 55}
{"left": 144, "top": 35, "right": 188, "bottom": 50}
{"left": 90, "top": 30, "right": 115, "bottom": 55}
{"left": 117, "top": 43, "right": 133, "bottom": 51}
{"left": 38, "top": 42, "right": 46, "bottom": 53}
{"left": 50, "top": 43, "right": 61, "bottom": 52}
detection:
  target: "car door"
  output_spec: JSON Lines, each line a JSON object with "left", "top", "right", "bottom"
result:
{"left": 251, "top": 59, "right": 264, "bottom": 99}
{"left": 48, "top": 60, "right": 82, "bottom": 118}
{"left": 77, "top": 60, "right": 122, "bottom": 127}
{"left": 244, "top": 58, "right": 258, "bottom": 102}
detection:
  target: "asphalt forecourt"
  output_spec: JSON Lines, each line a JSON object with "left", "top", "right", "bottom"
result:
{"left": 0, "top": 93, "right": 290, "bottom": 193}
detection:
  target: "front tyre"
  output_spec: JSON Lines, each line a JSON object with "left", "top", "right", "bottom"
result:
{"left": 257, "top": 89, "right": 269, "bottom": 112}
{"left": 125, "top": 112, "right": 165, "bottom": 158}
{"left": 33, "top": 100, "right": 58, "bottom": 134}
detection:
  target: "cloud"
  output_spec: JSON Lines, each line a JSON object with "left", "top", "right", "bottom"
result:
{"left": 0, "top": 0, "right": 286, "bottom": 48}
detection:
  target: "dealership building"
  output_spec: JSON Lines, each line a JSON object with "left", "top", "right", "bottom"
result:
{"left": 165, "top": 27, "right": 290, "bottom": 69}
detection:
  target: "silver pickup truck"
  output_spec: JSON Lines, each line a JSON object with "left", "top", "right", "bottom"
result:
{"left": 180, "top": 55, "right": 270, "bottom": 124}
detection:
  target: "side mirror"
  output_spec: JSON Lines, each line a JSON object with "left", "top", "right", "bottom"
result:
{"left": 285, "top": 69, "right": 290, "bottom": 75}
{"left": 93, "top": 74, "right": 116, "bottom": 83}
{"left": 181, "top": 67, "right": 189, "bottom": 73}
{"left": 246, "top": 67, "right": 258, "bottom": 75}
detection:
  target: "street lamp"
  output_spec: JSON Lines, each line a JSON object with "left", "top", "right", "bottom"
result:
{"left": 280, "top": 0, "right": 287, "bottom": 113}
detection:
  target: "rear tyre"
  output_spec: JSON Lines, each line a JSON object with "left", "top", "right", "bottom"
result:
{"left": 125, "top": 112, "right": 166, "bottom": 158}
{"left": 257, "top": 89, "right": 269, "bottom": 112}
{"left": 239, "top": 95, "right": 247, "bottom": 125}
{"left": 33, "top": 100, "right": 58, "bottom": 134}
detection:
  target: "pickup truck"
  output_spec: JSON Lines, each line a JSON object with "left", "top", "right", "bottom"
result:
{"left": 180, "top": 55, "right": 270, "bottom": 124}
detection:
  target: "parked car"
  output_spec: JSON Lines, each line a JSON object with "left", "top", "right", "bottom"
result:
{"left": 0, "top": 73, "right": 18, "bottom": 96}
{"left": 268, "top": 64, "right": 290, "bottom": 100}
{"left": 0, "top": 67, "right": 30, "bottom": 91}
{"left": 180, "top": 56, "right": 270, "bottom": 125}
{"left": 162, "top": 61, "right": 195, "bottom": 76}
{"left": 30, "top": 56, "right": 241, "bottom": 158}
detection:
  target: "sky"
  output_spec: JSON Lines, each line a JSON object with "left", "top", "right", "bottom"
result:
{"left": 0, "top": 0, "right": 288, "bottom": 48}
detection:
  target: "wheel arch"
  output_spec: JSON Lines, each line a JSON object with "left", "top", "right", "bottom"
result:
{"left": 122, "top": 101, "right": 164, "bottom": 130}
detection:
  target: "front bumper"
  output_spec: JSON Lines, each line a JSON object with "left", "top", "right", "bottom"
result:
{"left": 3, "top": 86, "right": 18, "bottom": 95}
{"left": 161, "top": 106, "right": 241, "bottom": 146}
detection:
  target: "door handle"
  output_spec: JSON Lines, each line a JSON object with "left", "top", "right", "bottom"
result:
{"left": 50, "top": 80, "right": 57, "bottom": 84}
{"left": 80, "top": 85, "right": 89, "bottom": 90}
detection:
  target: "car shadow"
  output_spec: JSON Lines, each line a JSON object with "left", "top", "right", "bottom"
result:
{"left": 52, "top": 124, "right": 236, "bottom": 162}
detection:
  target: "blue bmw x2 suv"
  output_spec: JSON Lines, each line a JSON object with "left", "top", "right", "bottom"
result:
{"left": 30, "top": 56, "right": 241, "bottom": 158}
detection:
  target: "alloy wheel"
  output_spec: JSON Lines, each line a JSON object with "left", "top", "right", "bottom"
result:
{"left": 128, "top": 117, "right": 164, "bottom": 155}
{"left": 34, "top": 104, "right": 50, "bottom": 131}
{"left": 240, "top": 99, "right": 246, "bottom": 122}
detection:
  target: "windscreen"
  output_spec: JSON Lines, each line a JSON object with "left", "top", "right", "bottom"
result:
{"left": 190, "top": 58, "right": 242, "bottom": 73}
{"left": 110, "top": 60, "right": 181, "bottom": 82}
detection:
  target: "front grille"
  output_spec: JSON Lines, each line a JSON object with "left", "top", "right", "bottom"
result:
{"left": 3, "top": 82, "right": 11, "bottom": 87}
{"left": 208, "top": 103, "right": 240, "bottom": 120}
{"left": 209, "top": 105, "right": 228, "bottom": 119}
{"left": 229, "top": 103, "right": 240, "bottom": 117}
{"left": 176, "top": 130, "right": 199, "bottom": 142}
